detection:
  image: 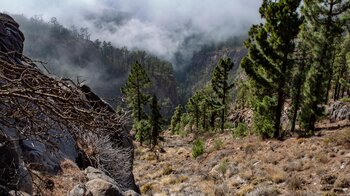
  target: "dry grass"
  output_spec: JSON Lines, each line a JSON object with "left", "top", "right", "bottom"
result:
{"left": 287, "top": 176, "right": 304, "bottom": 190}
{"left": 264, "top": 165, "right": 287, "bottom": 183}
{"left": 315, "top": 152, "right": 330, "bottom": 164}
{"left": 134, "top": 127, "right": 350, "bottom": 195}
{"left": 239, "top": 168, "right": 254, "bottom": 181}
{"left": 236, "top": 184, "right": 255, "bottom": 196}
{"left": 334, "top": 175, "right": 350, "bottom": 188}
{"left": 32, "top": 160, "right": 86, "bottom": 196}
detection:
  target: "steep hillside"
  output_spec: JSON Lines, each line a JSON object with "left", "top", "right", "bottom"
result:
{"left": 176, "top": 44, "right": 247, "bottom": 103}
{"left": 134, "top": 122, "right": 350, "bottom": 195}
{"left": 12, "top": 14, "right": 179, "bottom": 118}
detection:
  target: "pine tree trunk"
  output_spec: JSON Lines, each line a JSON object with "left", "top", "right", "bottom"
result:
{"left": 275, "top": 88, "right": 284, "bottom": 138}
{"left": 291, "top": 88, "right": 301, "bottom": 133}
{"left": 274, "top": 56, "right": 288, "bottom": 138}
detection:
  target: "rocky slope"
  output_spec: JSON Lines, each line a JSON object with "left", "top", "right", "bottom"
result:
{"left": 133, "top": 104, "right": 350, "bottom": 195}
{"left": 0, "top": 13, "right": 139, "bottom": 195}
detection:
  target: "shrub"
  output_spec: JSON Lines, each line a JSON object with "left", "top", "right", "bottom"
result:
{"left": 233, "top": 122, "right": 248, "bottom": 138}
{"left": 253, "top": 96, "right": 276, "bottom": 138}
{"left": 288, "top": 176, "right": 304, "bottom": 190}
{"left": 339, "top": 97, "right": 350, "bottom": 103}
{"left": 213, "top": 139, "right": 224, "bottom": 150}
{"left": 135, "top": 119, "right": 152, "bottom": 144}
{"left": 218, "top": 160, "right": 228, "bottom": 176}
{"left": 192, "top": 139, "right": 205, "bottom": 158}
{"left": 80, "top": 133, "right": 132, "bottom": 187}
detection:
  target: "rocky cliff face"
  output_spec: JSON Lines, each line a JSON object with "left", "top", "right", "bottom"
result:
{"left": 0, "top": 13, "right": 139, "bottom": 195}
{"left": 178, "top": 47, "right": 247, "bottom": 102}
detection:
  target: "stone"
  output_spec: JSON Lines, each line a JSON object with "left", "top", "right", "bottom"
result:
{"left": 329, "top": 101, "right": 350, "bottom": 122}
{"left": 68, "top": 184, "right": 90, "bottom": 196}
{"left": 8, "top": 190, "right": 31, "bottom": 196}
{"left": 122, "top": 190, "right": 141, "bottom": 196}
{"left": 85, "top": 167, "right": 117, "bottom": 185}
{"left": 345, "top": 153, "right": 350, "bottom": 158}
{"left": 85, "top": 179, "right": 123, "bottom": 196}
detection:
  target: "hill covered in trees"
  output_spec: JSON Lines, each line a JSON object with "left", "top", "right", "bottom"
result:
{"left": 12, "top": 14, "right": 179, "bottom": 119}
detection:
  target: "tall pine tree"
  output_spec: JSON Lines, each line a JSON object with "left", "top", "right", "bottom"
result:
{"left": 300, "top": 0, "right": 349, "bottom": 132}
{"left": 150, "top": 95, "right": 162, "bottom": 149}
{"left": 211, "top": 58, "right": 235, "bottom": 132}
{"left": 241, "top": 0, "right": 302, "bottom": 138}
{"left": 333, "top": 34, "right": 350, "bottom": 100}
{"left": 170, "top": 105, "right": 182, "bottom": 134}
{"left": 121, "top": 61, "right": 151, "bottom": 124}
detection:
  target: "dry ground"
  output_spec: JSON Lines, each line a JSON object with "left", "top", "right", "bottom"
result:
{"left": 134, "top": 122, "right": 350, "bottom": 196}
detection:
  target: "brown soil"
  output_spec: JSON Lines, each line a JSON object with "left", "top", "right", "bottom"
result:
{"left": 134, "top": 122, "right": 350, "bottom": 195}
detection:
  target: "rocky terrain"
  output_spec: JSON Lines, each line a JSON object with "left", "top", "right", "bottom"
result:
{"left": 134, "top": 114, "right": 350, "bottom": 195}
{"left": 0, "top": 13, "right": 139, "bottom": 195}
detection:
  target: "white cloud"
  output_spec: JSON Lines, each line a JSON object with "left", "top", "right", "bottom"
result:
{"left": 0, "top": 0, "right": 261, "bottom": 65}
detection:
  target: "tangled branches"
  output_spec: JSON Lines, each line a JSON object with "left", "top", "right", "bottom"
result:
{"left": 0, "top": 58, "right": 128, "bottom": 149}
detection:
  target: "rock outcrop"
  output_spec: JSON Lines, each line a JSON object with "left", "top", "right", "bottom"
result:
{"left": 68, "top": 167, "right": 140, "bottom": 196}
{"left": 0, "top": 13, "right": 139, "bottom": 194}
{"left": 329, "top": 101, "right": 350, "bottom": 122}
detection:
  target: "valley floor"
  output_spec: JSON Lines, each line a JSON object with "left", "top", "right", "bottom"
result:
{"left": 134, "top": 121, "right": 350, "bottom": 195}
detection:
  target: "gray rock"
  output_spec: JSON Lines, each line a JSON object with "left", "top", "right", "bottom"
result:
{"left": 329, "top": 101, "right": 350, "bottom": 122}
{"left": 68, "top": 184, "right": 95, "bottom": 196}
{"left": 122, "top": 190, "right": 141, "bottom": 196}
{"left": 85, "top": 167, "right": 117, "bottom": 185}
{"left": 85, "top": 179, "right": 123, "bottom": 196}
{"left": 9, "top": 190, "right": 31, "bottom": 196}
{"left": 17, "top": 161, "right": 32, "bottom": 194}
{"left": 20, "top": 129, "right": 78, "bottom": 174}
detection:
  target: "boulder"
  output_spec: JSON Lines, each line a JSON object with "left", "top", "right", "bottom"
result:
{"left": 8, "top": 191, "right": 31, "bottom": 196}
{"left": 85, "top": 167, "right": 117, "bottom": 185}
{"left": 329, "top": 101, "right": 350, "bottom": 122}
{"left": 68, "top": 184, "right": 91, "bottom": 196}
{"left": 85, "top": 179, "right": 123, "bottom": 196}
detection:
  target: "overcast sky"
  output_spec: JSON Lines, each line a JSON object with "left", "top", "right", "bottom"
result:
{"left": 1, "top": 0, "right": 261, "bottom": 64}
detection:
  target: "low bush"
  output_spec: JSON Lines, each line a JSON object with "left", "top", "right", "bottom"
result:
{"left": 192, "top": 139, "right": 205, "bottom": 158}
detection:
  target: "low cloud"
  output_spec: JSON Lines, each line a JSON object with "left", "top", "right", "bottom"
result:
{"left": 1, "top": 0, "right": 261, "bottom": 68}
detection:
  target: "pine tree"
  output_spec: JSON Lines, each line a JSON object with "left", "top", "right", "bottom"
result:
{"left": 211, "top": 58, "right": 235, "bottom": 132}
{"left": 186, "top": 91, "right": 202, "bottom": 130}
{"left": 121, "top": 61, "right": 151, "bottom": 144}
{"left": 170, "top": 105, "right": 182, "bottom": 134}
{"left": 333, "top": 34, "right": 350, "bottom": 100}
{"left": 300, "top": 0, "right": 349, "bottom": 132}
{"left": 289, "top": 23, "right": 314, "bottom": 133}
{"left": 241, "top": 0, "right": 302, "bottom": 138}
{"left": 150, "top": 95, "right": 162, "bottom": 149}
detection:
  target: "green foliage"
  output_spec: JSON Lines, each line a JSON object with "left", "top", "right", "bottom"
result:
{"left": 253, "top": 96, "right": 276, "bottom": 138}
{"left": 213, "top": 139, "right": 224, "bottom": 150}
{"left": 149, "top": 95, "right": 163, "bottom": 149}
{"left": 333, "top": 34, "right": 350, "bottom": 101}
{"left": 184, "top": 85, "right": 221, "bottom": 133}
{"left": 340, "top": 97, "right": 350, "bottom": 103}
{"left": 135, "top": 119, "right": 152, "bottom": 144}
{"left": 300, "top": 0, "right": 349, "bottom": 132}
{"left": 170, "top": 105, "right": 182, "bottom": 134}
{"left": 192, "top": 139, "right": 205, "bottom": 158}
{"left": 232, "top": 122, "right": 248, "bottom": 138}
{"left": 235, "top": 73, "right": 255, "bottom": 108}
{"left": 219, "top": 160, "right": 228, "bottom": 175}
{"left": 241, "top": 0, "right": 302, "bottom": 138}
{"left": 121, "top": 61, "right": 151, "bottom": 123}
{"left": 211, "top": 58, "right": 235, "bottom": 131}
{"left": 289, "top": 37, "right": 311, "bottom": 133}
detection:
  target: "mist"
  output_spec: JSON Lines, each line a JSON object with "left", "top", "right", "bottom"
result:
{"left": 1, "top": 0, "right": 261, "bottom": 68}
